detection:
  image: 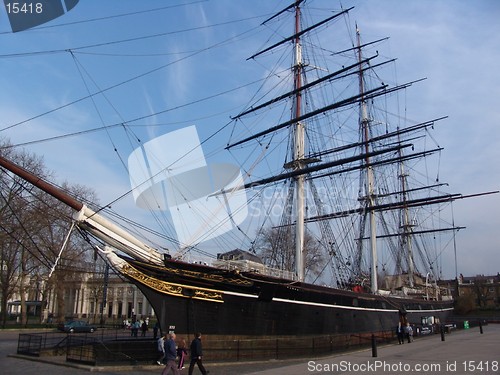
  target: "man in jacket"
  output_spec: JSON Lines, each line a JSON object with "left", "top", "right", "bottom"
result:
{"left": 188, "top": 332, "right": 208, "bottom": 375}
{"left": 156, "top": 334, "right": 166, "bottom": 365}
{"left": 161, "top": 333, "right": 179, "bottom": 375}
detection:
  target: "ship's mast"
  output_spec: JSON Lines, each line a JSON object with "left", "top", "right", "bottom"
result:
{"left": 292, "top": 2, "right": 305, "bottom": 281}
{"left": 356, "top": 27, "right": 378, "bottom": 293}
{"left": 398, "top": 149, "right": 416, "bottom": 287}
{"left": 0, "top": 155, "right": 164, "bottom": 266}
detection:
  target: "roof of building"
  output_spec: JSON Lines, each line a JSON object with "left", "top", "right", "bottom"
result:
{"left": 216, "top": 249, "right": 263, "bottom": 264}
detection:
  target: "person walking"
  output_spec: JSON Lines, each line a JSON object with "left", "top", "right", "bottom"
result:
{"left": 188, "top": 332, "right": 208, "bottom": 375}
{"left": 131, "top": 319, "right": 140, "bottom": 337}
{"left": 156, "top": 334, "right": 166, "bottom": 365}
{"left": 141, "top": 320, "right": 148, "bottom": 336}
{"left": 153, "top": 321, "right": 161, "bottom": 340}
{"left": 405, "top": 322, "right": 414, "bottom": 343}
{"left": 396, "top": 322, "right": 404, "bottom": 344}
{"left": 177, "top": 339, "right": 188, "bottom": 370}
{"left": 161, "top": 333, "right": 179, "bottom": 375}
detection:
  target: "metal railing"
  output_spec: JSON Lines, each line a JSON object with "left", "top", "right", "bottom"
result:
{"left": 67, "top": 335, "right": 157, "bottom": 365}
{"left": 18, "top": 328, "right": 395, "bottom": 365}
{"left": 16, "top": 327, "right": 139, "bottom": 357}
{"left": 17, "top": 332, "right": 68, "bottom": 356}
{"left": 199, "top": 331, "right": 395, "bottom": 362}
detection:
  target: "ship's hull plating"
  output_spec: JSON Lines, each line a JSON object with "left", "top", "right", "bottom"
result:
{"left": 120, "top": 257, "right": 453, "bottom": 337}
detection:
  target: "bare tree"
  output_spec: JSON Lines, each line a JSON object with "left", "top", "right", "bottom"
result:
{"left": 27, "top": 182, "right": 98, "bottom": 323}
{"left": 0, "top": 230, "right": 22, "bottom": 327}
{"left": 0, "top": 142, "right": 47, "bottom": 327}
{"left": 254, "top": 226, "right": 325, "bottom": 281}
{"left": 472, "top": 275, "right": 494, "bottom": 308}
{"left": 86, "top": 256, "right": 110, "bottom": 325}
{"left": 0, "top": 139, "right": 97, "bottom": 325}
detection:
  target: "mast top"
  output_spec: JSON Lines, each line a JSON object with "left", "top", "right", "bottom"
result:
{"left": 261, "top": 0, "right": 306, "bottom": 25}
{"left": 248, "top": 7, "right": 353, "bottom": 60}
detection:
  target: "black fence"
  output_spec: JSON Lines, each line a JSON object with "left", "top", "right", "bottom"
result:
{"left": 18, "top": 332, "right": 68, "bottom": 356}
{"left": 18, "top": 328, "right": 395, "bottom": 366}
{"left": 66, "top": 331, "right": 396, "bottom": 365}
{"left": 200, "top": 331, "right": 395, "bottom": 362}
{"left": 18, "top": 320, "right": 490, "bottom": 366}
{"left": 67, "top": 335, "right": 157, "bottom": 365}
{"left": 17, "top": 328, "right": 137, "bottom": 357}
{"left": 62, "top": 330, "right": 396, "bottom": 365}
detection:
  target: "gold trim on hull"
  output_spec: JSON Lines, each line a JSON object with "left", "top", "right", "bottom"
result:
{"left": 121, "top": 263, "right": 224, "bottom": 303}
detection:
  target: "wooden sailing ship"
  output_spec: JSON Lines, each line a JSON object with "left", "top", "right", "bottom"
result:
{"left": 3, "top": 1, "right": 495, "bottom": 346}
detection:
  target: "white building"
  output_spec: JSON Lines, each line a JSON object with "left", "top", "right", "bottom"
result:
{"left": 7, "top": 271, "right": 155, "bottom": 324}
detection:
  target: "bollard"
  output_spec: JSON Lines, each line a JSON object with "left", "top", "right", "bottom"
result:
{"left": 440, "top": 325, "right": 445, "bottom": 341}
{"left": 479, "top": 321, "right": 483, "bottom": 334}
{"left": 371, "top": 334, "right": 377, "bottom": 357}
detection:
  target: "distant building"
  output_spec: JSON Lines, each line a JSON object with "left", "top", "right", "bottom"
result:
{"left": 6, "top": 271, "right": 154, "bottom": 324}
{"left": 216, "top": 248, "right": 263, "bottom": 263}
{"left": 456, "top": 273, "right": 500, "bottom": 308}
{"left": 436, "top": 273, "right": 500, "bottom": 311}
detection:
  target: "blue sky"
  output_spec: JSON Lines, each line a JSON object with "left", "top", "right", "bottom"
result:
{"left": 0, "top": 0, "right": 498, "bottom": 279}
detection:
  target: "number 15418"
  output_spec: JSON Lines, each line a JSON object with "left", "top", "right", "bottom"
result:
{"left": 5, "top": 2, "right": 43, "bottom": 14}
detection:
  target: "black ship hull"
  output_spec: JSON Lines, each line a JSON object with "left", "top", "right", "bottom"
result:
{"left": 121, "top": 257, "right": 453, "bottom": 337}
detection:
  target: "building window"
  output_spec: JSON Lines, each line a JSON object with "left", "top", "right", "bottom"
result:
{"left": 128, "top": 302, "right": 133, "bottom": 318}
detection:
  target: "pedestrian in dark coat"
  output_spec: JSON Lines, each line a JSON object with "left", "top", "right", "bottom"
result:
{"left": 153, "top": 321, "right": 160, "bottom": 340}
{"left": 396, "top": 322, "right": 404, "bottom": 344}
{"left": 141, "top": 320, "right": 148, "bottom": 336}
{"left": 161, "top": 333, "right": 179, "bottom": 375}
{"left": 188, "top": 333, "right": 208, "bottom": 375}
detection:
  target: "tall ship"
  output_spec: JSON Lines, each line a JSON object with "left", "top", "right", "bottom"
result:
{"left": 1, "top": 1, "right": 494, "bottom": 342}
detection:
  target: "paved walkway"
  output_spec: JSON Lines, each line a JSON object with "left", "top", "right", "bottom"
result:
{"left": 2, "top": 324, "right": 498, "bottom": 374}
{"left": 245, "top": 324, "right": 499, "bottom": 375}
